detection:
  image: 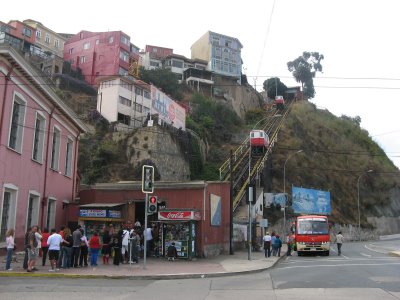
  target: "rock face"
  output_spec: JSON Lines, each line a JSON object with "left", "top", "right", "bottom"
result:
{"left": 367, "top": 187, "right": 400, "bottom": 234}
{"left": 125, "top": 126, "right": 192, "bottom": 182}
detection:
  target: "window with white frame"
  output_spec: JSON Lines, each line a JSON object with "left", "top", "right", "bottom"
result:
{"left": 50, "top": 127, "right": 61, "bottom": 170}
{"left": 36, "top": 30, "right": 41, "bottom": 39}
{"left": 83, "top": 42, "right": 90, "bottom": 50}
{"left": 8, "top": 94, "right": 26, "bottom": 152}
{"left": 108, "top": 36, "right": 114, "bottom": 44}
{"left": 144, "top": 90, "right": 150, "bottom": 99}
{"left": 0, "top": 187, "right": 17, "bottom": 240}
{"left": 26, "top": 193, "right": 40, "bottom": 229}
{"left": 80, "top": 56, "right": 86, "bottom": 64}
{"left": 54, "top": 38, "right": 59, "bottom": 48}
{"left": 64, "top": 138, "right": 73, "bottom": 177}
{"left": 96, "top": 39, "right": 99, "bottom": 45}
{"left": 68, "top": 48, "right": 73, "bottom": 54}
{"left": 45, "top": 33, "right": 50, "bottom": 44}
{"left": 32, "top": 112, "right": 46, "bottom": 163}
{"left": 46, "top": 198, "right": 56, "bottom": 230}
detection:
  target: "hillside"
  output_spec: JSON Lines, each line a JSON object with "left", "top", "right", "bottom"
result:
{"left": 266, "top": 101, "right": 400, "bottom": 233}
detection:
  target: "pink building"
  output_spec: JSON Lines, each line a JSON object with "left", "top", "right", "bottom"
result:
{"left": 63, "top": 30, "right": 140, "bottom": 86}
{"left": 0, "top": 45, "right": 87, "bottom": 247}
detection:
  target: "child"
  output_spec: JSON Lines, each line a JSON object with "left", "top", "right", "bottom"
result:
{"left": 167, "top": 242, "right": 178, "bottom": 261}
{"left": 5, "top": 229, "right": 15, "bottom": 271}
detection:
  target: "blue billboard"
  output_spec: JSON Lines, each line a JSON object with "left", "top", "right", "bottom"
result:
{"left": 292, "top": 186, "right": 331, "bottom": 215}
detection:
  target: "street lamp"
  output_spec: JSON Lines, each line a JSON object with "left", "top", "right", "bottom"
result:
{"left": 282, "top": 149, "right": 303, "bottom": 240}
{"left": 357, "top": 169, "right": 373, "bottom": 240}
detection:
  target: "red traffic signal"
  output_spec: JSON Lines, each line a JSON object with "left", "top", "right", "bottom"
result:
{"left": 148, "top": 196, "right": 158, "bottom": 213}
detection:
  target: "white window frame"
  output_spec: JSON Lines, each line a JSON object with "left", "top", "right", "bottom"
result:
{"left": 8, "top": 92, "right": 26, "bottom": 153}
{"left": 46, "top": 198, "right": 56, "bottom": 230}
{"left": 32, "top": 111, "right": 46, "bottom": 163}
{"left": 64, "top": 137, "right": 74, "bottom": 177}
{"left": 0, "top": 184, "right": 18, "bottom": 241}
{"left": 50, "top": 126, "right": 61, "bottom": 171}
{"left": 45, "top": 33, "right": 50, "bottom": 44}
{"left": 83, "top": 42, "right": 90, "bottom": 50}
{"left": 26, "top": 191, "right": 40, "bottom": 229}
{"left": 80, "top": 56, "right": 86, "bottom": 64}
{"left": 54, "top": 38, "right": 59, "bottom": 48}
{"left": 36, "top": 30, "right": 41, "bottom": 39}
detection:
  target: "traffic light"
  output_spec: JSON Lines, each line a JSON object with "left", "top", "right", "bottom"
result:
{"left": 148, "top": 195, "right": 158, "bottom": 213}
{"left": 142, "top": 165, "right": 154, "bottom": 193}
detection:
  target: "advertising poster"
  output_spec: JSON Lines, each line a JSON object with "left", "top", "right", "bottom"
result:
{"left": 150, "top": 85, "right": 186, "bottom": 130}
{"left": 210, "top": 194, "right": 222, "bottom": 226}
{"left": 264, "top": 193, "right": 288, "bottom": 207}
{"left": 292, "top": 186, "right": 331, "bottom": 215}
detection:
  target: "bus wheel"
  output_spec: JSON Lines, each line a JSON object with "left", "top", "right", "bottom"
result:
{"left": 297, "top": 251, "right": 302, "bottom": 256}
{"left": 325, "top": 251, "right": 330, "bottom": 256}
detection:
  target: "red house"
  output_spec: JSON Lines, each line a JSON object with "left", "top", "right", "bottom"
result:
{"left": 74, "top": 181, "right": 231, "bottom": 258}
{"left": 63, "top": 30, "right": 140, "bottom": 86}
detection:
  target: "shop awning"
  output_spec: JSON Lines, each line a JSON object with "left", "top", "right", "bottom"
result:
{"left": 80, "top": 203, "right": 124, "bottom": 207}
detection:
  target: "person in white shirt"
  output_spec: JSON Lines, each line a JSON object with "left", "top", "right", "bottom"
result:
{"left": 336, "top": 231, "right": 344, "bottom": 255}
{"left": 263, "top": 232, "right": 272, "bottom": 258}
{"left": 121, "top": 221, "right": 133, "bottom": 263}
{"left": 5, "top": 229, "right": 15, "bottom": 271}
{"left": 47, "top": 228, "right": 62, "bottom": 271}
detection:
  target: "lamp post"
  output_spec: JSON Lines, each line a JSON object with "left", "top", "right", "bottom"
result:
{"left": 357, "top": 169, "right": 373, "bottom": 240}
{"left": 283, "top": 150, "right": 303, "bottom": 239}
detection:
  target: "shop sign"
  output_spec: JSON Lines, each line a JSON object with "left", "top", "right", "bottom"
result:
{"left": 80, "top": 209, "right": 107, "bottom": 218}
{"left": 108, "top": 210, "right": 121, "bottom": 218}
{"left": 158, "top": 211, "right": 201, "bottom": 221}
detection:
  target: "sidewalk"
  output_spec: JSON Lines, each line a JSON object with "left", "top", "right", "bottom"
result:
{"left": 0, "top": 247, "right": 286, "bottom": 280}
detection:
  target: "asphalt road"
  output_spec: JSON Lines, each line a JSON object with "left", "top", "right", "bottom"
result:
{"left": 1, "top": 239, "right": 399, "bottom": 300}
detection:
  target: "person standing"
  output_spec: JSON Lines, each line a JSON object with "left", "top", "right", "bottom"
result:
{"left": 71, "top": 225, "right": 82, "bottom": 268}
{"left": 47, "top": 228, "right": 62, "bottom": 272}
{"left": 336, "top": 231, "right": 344, "bottom": 255}
{"left": 89, "top": 231, "right": 101, "bottom": 266}
{"left": 23, "top": 227, "right": 31, "bottom": 270}
{"left": 79, "top": 229, "right": 89, "bottom": 267}
{"left": 5, "top": 229, "right": 15, "bottom": 271}
{"left": 121, "top": 222, "right": 133, "bottom": 263}
{"left": 145, "top": 225, "right": 154, "bottom": 256}
{"left": 35, "top": 227, "right": 42, "bottom": 262}
{"left": 263, "top": 232, "right": 272, "bottom": 258}
{"left": 41, "top": 228, "right": 50, "bottom": 266}
{"left": 102, "top": 229, "right": 111, "bottom": 264}
{"left": 57, "top": 225, "right": 65, "bottom": 268}
{"left": 271, "top": 232, "right": 278, "bottom": 256}
{"left": 276, "top": 235, "right": 282, "bottom": 257}
{"left": 27, "top": 225, "right": 39, "bottom": 272}
{"left": 61, "top": 228, "right": 73, "bottom": 268}
{"left": 286, "top": 234, "right": 293, "bottom": 256}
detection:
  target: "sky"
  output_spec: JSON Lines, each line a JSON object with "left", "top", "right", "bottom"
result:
{"left": 2, "top": 0, "right": 399, "bottom": 169}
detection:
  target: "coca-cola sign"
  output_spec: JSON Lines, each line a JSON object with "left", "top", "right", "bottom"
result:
{"left": 158, "top": 211, "right": 201, "bottom": 221}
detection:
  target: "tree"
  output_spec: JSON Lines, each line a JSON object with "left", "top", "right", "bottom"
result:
{"left": 263, "top": 77, "right": 288, "bottom": 99}
{"left": 287, "top": 52, "right": 324, "bottom": 99}
{"left": 139, "top": 67, "right": 183, "bottom": 100}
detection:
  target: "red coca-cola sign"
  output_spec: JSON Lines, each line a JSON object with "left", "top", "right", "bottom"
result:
{"left": 158, "top": 211, "right": 201, "bottom": 221}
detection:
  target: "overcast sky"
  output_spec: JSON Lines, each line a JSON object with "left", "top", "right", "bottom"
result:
{"left": 2, "top": 0, "right": 399, "bottom": 169}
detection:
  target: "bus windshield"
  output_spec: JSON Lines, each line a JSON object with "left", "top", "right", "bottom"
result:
{"left": 297, "top": 218, "right": 328, "bottom": 235}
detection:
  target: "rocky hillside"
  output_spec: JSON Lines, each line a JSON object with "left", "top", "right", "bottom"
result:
{"left": 266, "top": 101, "right": 400, "bottom": 233}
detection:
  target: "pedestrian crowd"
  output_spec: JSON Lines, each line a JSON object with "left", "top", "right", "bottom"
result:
{"left": 3, "top": 220, "right": 161, "bottom": 272}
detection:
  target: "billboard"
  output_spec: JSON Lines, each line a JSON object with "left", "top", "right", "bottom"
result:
{"left": 292, "top": 186, "right": 331, "bottom": 215}
{"left": 151, "top": 85, "right": 186, "bottom": 130}
{"left": 264, "top": 193, "right": 288, "bottom": 207}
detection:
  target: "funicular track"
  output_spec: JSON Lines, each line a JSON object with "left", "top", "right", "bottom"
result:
{"left": 218, "top": 102, "right": 293, "bottom": 212}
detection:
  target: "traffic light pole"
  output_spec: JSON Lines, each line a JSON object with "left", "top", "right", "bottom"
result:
{"left": 143, "top": 193, "right": 148, "bottom": 269}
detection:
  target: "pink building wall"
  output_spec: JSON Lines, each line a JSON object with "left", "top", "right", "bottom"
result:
{"left": 0, "top": 46, "right": 86, "bottom": 246}
{"left": 64, "top": 30, "right": 137, "bottom": 86}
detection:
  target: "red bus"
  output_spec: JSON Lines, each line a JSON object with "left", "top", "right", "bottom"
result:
{"left": 295, "top": 215, "right": 330, "bottom": 256}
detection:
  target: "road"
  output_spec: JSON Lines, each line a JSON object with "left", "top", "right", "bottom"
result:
{"left": 1, "top": 239, "right": 399, "bottom": 300}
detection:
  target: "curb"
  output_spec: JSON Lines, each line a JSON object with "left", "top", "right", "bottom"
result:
{"left": 0, "top": 255, "right": 286, "bottom": 280}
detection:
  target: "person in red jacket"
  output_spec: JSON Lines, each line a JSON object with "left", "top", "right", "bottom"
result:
{"left": 89, "top": 231, "right": 101, "bottom": 266}
{"left": 41, "top": 228, "right": 50, "bottom": 266}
